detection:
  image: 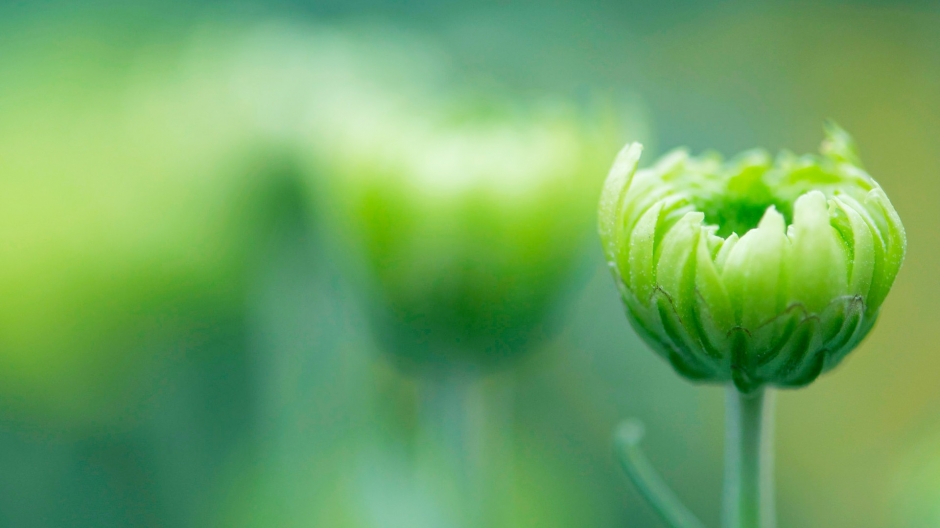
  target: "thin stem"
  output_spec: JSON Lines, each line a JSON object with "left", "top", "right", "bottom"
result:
{"left": 418, "top": 373, "right": 486, "bottom": 526}
{"left": 615, "top": 420, "right": 707, "bottom": 528}
{"left": 722, "top": 387, "right": 776, "bottom": 528}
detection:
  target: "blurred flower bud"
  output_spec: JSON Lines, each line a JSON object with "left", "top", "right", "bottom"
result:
{"left": 598, "top": 124, "right": 906, "bottom": 392}
{"left": 309, "top": 44, "right": 628, "bottom": 371}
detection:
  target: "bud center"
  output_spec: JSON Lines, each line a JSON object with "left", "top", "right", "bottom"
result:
{"left": 683, "top": 162, "right": 793, "bottom": 238}
{"left": 697, "top": 194, "right": 793, "bottom": 238}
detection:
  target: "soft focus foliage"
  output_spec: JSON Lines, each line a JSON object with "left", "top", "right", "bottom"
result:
{"left": 599, "top": 126, "right": 906, "bottom": 391}
{"left": 0, "top": 2, "right": 937, "bottom": 528}
{"left": 0, "top": 19, "right": 300, "bottom": 424}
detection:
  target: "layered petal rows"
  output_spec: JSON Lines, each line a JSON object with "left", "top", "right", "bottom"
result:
{"left": 599, "top": 125, "right": 906, "bottom": 392}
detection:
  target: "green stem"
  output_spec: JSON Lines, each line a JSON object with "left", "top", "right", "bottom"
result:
{"left": 418, "top": 373, "right": 486, "bottom": 526}
{"left": 722, "top": 386, "right": 776, "bottom": 528}
{"left": 615, "top": 420, "right": 707, "bottom": 528}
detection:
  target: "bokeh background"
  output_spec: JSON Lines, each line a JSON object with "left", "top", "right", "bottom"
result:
{"left": 0, "top": 0, "right": 938, "bottom": 526}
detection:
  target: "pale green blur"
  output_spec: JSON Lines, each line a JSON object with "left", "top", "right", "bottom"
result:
{"left": 0, "top": 3, "right": 938, "bottom": 528}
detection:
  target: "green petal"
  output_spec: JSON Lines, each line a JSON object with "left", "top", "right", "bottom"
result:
{"left": 621, "top": 177, "right": 681, "bottom": 239}
{"left": 787, "top": 191, "right": 848, "bottom": 314}
{"left": 865, "top": 188, "right": 907, "bottom": 311}
{"left": 750, "top": 306, "right": 804, "bottom": 378}
{"left": 714, "top": 232, "right": 739, "bottom": 273}
{"left": 692, "top": 230, "right": 733, "bottom": 362}
{"left": 651, "top": 289, "right": 718, "bottom": 379}
{"left": 656, "top": 211, "right": 704, "bottom": 321}
{"left": 832, "top": 196, "right": 874, "bottom": 298}
{"left": 628, "top": 200, "right": 664, "bottom": 301}
{"left": 598, "top": 143, "right": 643, "bottom": 264}
{"left": 833, "top": 192, "right": 889, "bottom": 305}
{"left": 622, "top": 290, "right": 672, "bottom": 362}
{"left": 777, "top": 315, "right": 826, "bottom": 387}
{"left": 694, "top": 228, "right": 733, "bottom": 331}
{"left": 721, "top": 206, "right": 789, "bottom": 328}
{"left": 650, "top": 148, "right": 689, "bottom": 178}
{"left": 820, "top": 296, "right": 865, "bottom": 358}
{"left": 821, "top": 120, "right": 863, "bottom": 168}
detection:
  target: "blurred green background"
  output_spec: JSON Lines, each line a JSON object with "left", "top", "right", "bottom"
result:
{"left": 0, "top": 0, "right": 937, "bottom": 526}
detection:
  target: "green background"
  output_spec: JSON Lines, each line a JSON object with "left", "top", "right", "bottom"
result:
{"left": 0, "top": 1, "right": 937, "bottom": 526}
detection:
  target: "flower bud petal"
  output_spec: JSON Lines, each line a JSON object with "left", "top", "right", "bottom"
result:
{"left": 721, "top": 206, "right": 789, "bottom": 329}
{"left": 865, "top": 188, "right": 907, "bottom": 311}
{"left": 831, "top": 196, "right": 874, "bottom": 298}
{"left": 628, "top": 200, "right": 664, "bottom": 300}
{"left": 692, "top": 225, "right": 737, "bottom": 359}
{"left": 598, "top": 142, "right": 643, "bottom": 266}
{"left": 788, "top": 191, "right": 848, "bottom": 314}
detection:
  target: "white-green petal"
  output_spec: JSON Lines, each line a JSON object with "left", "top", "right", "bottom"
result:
{"left": 865, "top": 188, "right": 906, "bottom": 311}
{"left": 598, "top": 142, "right": 642, "bottom": 264}
{"left": 787, "top": 191, "right": 848, "bottom": 314}
{"left": 832, "top": 196, "right": 874, "bottom": 297}
{"left": 721, "top": 206, "right": 789, "bottom": 328}
{"left": 714, "top": 232, "right": 739, "bottom": 273}
{"left": 656, "top": 211, "right": 704, "bottom": 321}
{"left": 694, "top": 227, "right": 734, "bottom": 334}
{"left": 628, "top": 200, "right": 664, "bottom": 300}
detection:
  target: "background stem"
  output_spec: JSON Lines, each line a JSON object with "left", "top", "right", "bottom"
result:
{"left": 722, "top": 386, "right": 776, "bottom": 528}
{"left": 418, "top": 371, "right": 486, "bottom": 527}
{"left": 614, "top": 420, "right": 707, "bottom": 528}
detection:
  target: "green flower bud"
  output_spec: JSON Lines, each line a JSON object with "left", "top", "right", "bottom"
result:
{"left": 323, "top": 100, "right": 620, "bottom": 371}
{"left": 307, "top": 39, "right": 627, "bottom": 371}
{"left": 598, "top": 124, "right": 906, "bottom": 392}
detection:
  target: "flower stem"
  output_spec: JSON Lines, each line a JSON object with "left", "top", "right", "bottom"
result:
{"left": 722, "top": 386, "right": 776, "bottom": 528}
{"left": 418, "top": 372, "right": 486, "bottom": 526}
{"left": 614, "top": 420, "right": 707, "bottom": 528}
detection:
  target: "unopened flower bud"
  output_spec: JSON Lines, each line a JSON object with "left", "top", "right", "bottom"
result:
{"left": 312, "top": 47, "right": 625, "bottom": 370}
{"left": 598, "top": 124, "right": 906, "bottom": 392}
